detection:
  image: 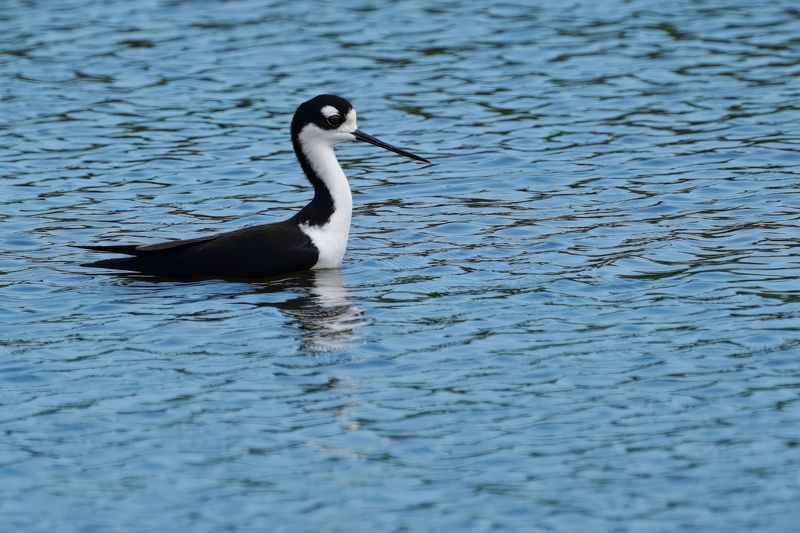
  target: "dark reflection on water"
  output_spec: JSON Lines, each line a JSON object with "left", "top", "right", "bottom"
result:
{"left": 2, "top": 0, "right": 800, "bottom": 530}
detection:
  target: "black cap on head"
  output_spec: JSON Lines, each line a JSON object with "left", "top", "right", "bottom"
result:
{"left": 291, "top": 94, "right": 353, "bottom": 135}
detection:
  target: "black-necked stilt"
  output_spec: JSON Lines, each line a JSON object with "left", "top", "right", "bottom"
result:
{"left": 81, "top": 94, "right": 429, "bottom": 278}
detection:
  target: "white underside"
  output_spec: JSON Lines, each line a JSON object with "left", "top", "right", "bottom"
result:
{"left": 300, "top": 201, "right": 351, "bottom": 269}
{"left": 296, "top": 118, "right": 355, "bottom": 269}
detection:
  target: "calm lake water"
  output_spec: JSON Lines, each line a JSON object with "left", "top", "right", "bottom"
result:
{"left": 2, "top": 0, "right": 800, "bottom": 530}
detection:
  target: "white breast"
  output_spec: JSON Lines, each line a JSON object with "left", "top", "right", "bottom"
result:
{"left": 300, "top": 207, "right": 351, "bottom": 269}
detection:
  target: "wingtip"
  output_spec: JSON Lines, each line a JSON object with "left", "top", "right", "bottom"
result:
{"left": 76, "top": 244, "right": 141, "bottom": 255}
{"left": 80, "top": 257, "right": 139, "bottom": 271}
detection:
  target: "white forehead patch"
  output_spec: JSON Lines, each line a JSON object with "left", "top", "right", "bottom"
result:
{"left": 342, "top": 109, "right": 357, "bottom": 131}
{"left": 320, "top": 105, "right": 339, "bottom": 118}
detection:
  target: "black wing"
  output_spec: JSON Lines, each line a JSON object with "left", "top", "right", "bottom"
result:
{"left": 80, "top": 222, "right": 319, "bottom": 278}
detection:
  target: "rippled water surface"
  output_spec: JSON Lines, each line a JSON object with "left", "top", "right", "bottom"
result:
{"left": 3, "top": 0, "right": 800, "bottom": 530}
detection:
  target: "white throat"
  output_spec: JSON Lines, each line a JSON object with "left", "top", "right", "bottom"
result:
{"left": 297, "top": 124, "right": 353, "bottom": 269}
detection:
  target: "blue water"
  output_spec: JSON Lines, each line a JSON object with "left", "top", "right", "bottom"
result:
{"left": 2, "top": 0, "right": 800, "bottom": 530}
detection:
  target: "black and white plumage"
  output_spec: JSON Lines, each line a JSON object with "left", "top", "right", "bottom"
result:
{"left": 80, "top": 94, "right": 429, "bottom": 278}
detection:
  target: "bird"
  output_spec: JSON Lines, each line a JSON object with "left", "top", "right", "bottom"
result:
{"left": 80, "top": 94, "right": 430, "bottom": 278}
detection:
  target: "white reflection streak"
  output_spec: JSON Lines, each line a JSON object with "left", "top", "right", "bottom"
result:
{"left": 296, "top": 269, "right": 367, "bottom": 353}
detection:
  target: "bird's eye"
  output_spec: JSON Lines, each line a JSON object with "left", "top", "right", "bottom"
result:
{"left": 326, "top": 114, "right": 342, "bottom": 127}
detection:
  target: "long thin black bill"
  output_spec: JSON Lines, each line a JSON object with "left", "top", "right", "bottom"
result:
{"left": 352, "top": 129, "right": 430, "bottom": 163}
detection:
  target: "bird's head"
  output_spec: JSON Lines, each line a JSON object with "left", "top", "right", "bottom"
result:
{"left": 291, "top": 94, "right": 430, "bottom": 163}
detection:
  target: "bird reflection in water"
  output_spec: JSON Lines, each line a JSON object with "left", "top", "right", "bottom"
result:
{"left": 265, "top": 269, "right": 368, "bottom": 354}
{"left": 115, "top": 268, "right": 367, "bottom": 354}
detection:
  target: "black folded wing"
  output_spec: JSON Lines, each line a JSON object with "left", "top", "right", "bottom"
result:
{"left": 80, "top": 222, "right": 318, "bottom": 278}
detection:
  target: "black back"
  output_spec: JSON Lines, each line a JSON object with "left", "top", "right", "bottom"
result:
{"left": 82, "top": 219, "right": 318, "bottom": 278}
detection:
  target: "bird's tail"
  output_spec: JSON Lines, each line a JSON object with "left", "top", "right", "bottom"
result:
{"left": 81, "top": 256, "right": 140, "bottom": 271}
{"left": 76, "top": 244, "right": 141, "bottom": 255}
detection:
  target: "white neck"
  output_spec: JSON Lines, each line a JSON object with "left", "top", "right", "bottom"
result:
{"left": 297, "top": 129, "right": 353, "bottom": 269}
